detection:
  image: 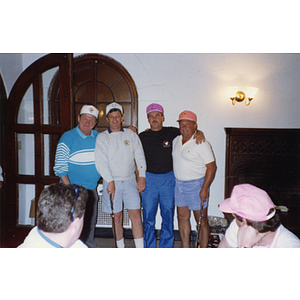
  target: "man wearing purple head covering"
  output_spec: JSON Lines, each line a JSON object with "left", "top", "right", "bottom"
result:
{"left": 139, "top": 103, "right": 205, "bottom": 248}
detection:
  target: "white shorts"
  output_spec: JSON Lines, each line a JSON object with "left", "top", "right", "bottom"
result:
{"left": 102, "top": 179, "right": 141, "bottom": 213}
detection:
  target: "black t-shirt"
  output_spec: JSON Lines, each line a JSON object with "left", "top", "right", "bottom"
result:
{"left": 139, "top": 126, "right": 180, "bottom": 174}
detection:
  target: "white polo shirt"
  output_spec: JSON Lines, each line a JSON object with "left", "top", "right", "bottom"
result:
{"left": 172, "top": 136, "right": 215, "bottom": 181}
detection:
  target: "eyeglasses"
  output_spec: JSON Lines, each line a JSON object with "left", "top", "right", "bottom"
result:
{"left": 69, "top": 185, "right": 79, "bottom": 222}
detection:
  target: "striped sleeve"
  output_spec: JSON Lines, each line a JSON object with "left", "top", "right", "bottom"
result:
{"left": 53, "top": 142, "right": 70, "bottom": 177}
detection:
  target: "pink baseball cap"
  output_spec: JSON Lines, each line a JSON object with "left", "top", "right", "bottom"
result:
{"left": 219, "top": 184, "right": 276, "bottom": 222}
{"left": 177, "top": 110, "right": 197, "bottom": 123}
{"left": 146, "top": 103, "right": 164, "bottom": 115}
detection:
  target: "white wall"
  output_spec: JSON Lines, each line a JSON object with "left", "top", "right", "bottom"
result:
{"left": 1, "top": 53, "right": 300, "bottom": 225}
{"left": 100, "top": 53, "right": 300, "bottom": 220}
{"left": 0, "top": 53, "right": 23, "bottom": 94}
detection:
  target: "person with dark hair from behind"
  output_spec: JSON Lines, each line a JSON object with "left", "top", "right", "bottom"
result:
{"left": 18, "top": 183, "right": 88, "bottom": 248}
{"left": 218, "top": 183, "right": 300, "bottom": 248}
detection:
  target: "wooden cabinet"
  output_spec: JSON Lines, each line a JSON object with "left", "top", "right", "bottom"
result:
{"left": 224, "top": 128, "right": 300, "bottom": 237}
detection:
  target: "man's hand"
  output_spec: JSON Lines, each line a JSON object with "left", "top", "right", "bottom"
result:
{"left": 199, "top": 161, "right": 216, "bottom": 205}
{"left": 129, "top": 125, "right": 138, "bottom": 134}
{"left": 136, "top": 177, "right": 146, "bottom": 193}
{"left": 107, "top": 181, "right": 116, "bottom": 201}
{"left": 199, "top": 188, "right": 209, "bottom": 206}
{"left": 193, "top": 130, "right": 205, "bottom": 145}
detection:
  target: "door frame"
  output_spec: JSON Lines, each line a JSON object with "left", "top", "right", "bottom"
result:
{"left": 3, "top": 53, "right": 73, "bottom": 247}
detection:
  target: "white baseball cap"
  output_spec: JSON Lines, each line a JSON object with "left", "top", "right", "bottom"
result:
{"left": 106, "top": 102, "right": 123, "bottom": 115}
{"left": 80, "top": 105, "right": 99, "bottom": 119}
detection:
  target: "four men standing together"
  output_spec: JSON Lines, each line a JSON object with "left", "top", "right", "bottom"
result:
{"left": 53, "top": 101, "right": 216, "bottom": 248}
{"left": 17, "top": 100, "right": 300, "bottom": 248}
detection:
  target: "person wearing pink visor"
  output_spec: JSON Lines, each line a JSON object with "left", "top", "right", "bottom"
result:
{"left": 218, "top": 184, "right": 300, "bottom": 248}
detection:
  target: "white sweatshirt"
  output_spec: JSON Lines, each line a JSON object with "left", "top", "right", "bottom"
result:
{"left": 95, "top": 128, "right": 146, "bottom": 183}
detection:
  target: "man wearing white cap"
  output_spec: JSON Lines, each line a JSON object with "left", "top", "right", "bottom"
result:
{"left": 95, "top": 102, "right": 146, "bottom": 248}
{"left": 54, "top": 105, "right": 101, "bottom": 248}
{"left": 172, "top": 110, "right": 216, "bottom": 248}
{"left": 218, "top": 183, "right": 300, "bottom": 248}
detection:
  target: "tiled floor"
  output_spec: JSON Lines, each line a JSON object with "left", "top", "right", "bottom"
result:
{"left": 94, "top": 231, "right": 223, "bottom": 248}
{"left": 94, "top": 216, "right": 226, "bottom": 248}
{"left": 94, "top": 237, "right": 182, "bottom": 248}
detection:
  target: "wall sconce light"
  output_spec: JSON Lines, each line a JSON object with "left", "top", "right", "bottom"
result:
{"left": 227, "top": 86, "right": 258, "bottom": 106}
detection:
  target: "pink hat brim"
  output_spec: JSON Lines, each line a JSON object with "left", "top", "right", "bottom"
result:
{"left": 177, "top": 117, "right": 196, "bottom": 122}
{"left": 218, "top": 198, "right": 234, "bottom": 214}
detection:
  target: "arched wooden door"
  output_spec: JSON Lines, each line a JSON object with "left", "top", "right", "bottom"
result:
{"left": 3, "top": 53, "right": 138, "bottom": 247}
{"left": 49, "top": 53, "right": 138, "bottom": 132}
{"left": 3, "top": 54, "right": 73, "bottom": 247}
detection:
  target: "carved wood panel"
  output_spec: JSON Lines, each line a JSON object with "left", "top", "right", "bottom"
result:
{"left": 225, "top": 128, "right": 300, "bottom": 236}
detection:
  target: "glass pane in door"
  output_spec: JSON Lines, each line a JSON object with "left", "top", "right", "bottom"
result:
{"left": 111, "top": 77, "right": 131, "bottom": 102}
{"left": 119, "top": 103, "right": 131, "bottom": 127}
{"left": 18, "top": 183, "right": 35, "bottom": 225}
{"left": 43, "top": 133, "right": 60, "bottom": 176}
{"left": 96, "top": 82, "right": 113, "bottom": 102}
{"left": 17, "top": 133, "right": 34, "bottom": 175}
{"left": 42, "top": 67, "right": 59, "bottom": 125}
{"left": 17, "top": 84, "right": 34, "bottom": 124}
{"left": 44, "top": 134, "right": 50, "bottom": 176}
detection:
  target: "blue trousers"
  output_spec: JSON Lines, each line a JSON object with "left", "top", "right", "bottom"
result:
{"left": 142, "top": 171, "right": 175, "bottom": 248}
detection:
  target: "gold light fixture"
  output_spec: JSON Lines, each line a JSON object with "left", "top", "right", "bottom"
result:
{"left": 227, "top": 86, "right": 258, "bottom": 106}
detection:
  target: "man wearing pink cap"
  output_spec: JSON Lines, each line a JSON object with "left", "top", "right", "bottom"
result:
{"left": 218, "top": 184, "right": 300, "bottom": 248}
{"left": 172, "top": 110, "right": 216, "bottom": 248}
{"left": 139, "top": 104, "right": 205, "bottom": 248}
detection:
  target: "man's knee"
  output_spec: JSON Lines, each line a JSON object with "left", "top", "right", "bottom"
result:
{"left": 129, "top": 209, "right": 142, "bottom": 223}
{"left": 177, "top": 207, "right": 190, "bottom": 222}
{"left": 200, "top": 215, "right": 209, "bottom": 227}
{"left": 114, "top": 212, "right": 123, "bottom": 225}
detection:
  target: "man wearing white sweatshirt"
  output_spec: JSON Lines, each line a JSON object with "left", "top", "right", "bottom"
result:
{"left": 95, "top": 102, "right": 146, "bottom": 248}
